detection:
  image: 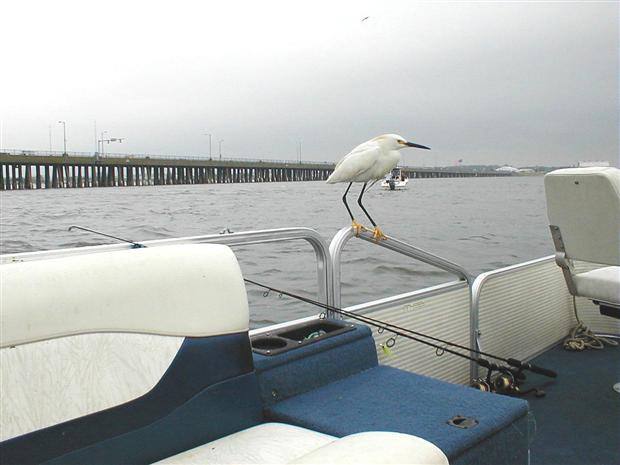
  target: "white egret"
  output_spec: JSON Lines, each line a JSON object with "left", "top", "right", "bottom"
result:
{"left": 327, "top": 134, "right": 430, "bottom": 240}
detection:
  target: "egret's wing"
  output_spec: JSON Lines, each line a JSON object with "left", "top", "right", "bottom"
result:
{"left": 334, "top": 140, "right": 376, "bottom": 170}
{"left": 329, "top": 143, "right": 381, "bottom": 182}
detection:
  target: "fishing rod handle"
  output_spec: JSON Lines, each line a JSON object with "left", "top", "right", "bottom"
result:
{"left": 527, "top": 364, "right": 557, "bottom": 378}
{"left": 507, "top": 358, "right": 557, "bottom": 378}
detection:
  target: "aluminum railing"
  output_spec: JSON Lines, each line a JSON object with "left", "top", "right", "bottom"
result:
{"left": 329, "top": 227, "right": 471, "bottom": 309}
{"left": 0, "top": 227, "right": 334, "bottom": 308}
{"left": 329, "top": 227, "right": 475, "bottom": 378}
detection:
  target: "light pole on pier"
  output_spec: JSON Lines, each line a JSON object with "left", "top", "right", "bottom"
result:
{"left": 204, "top": 133, "right": 212, "bottom": 159}
{"left": 98, "top": 131, "right": 108, "bottom": 156}
{"left": 58, "top": 121, "right": 67, "bottom": 155}
{"left": 98, "top": 131, "right": 124, "bottom": 156}
{"left": 219, "top": 139, "right": 224, "bottom": 160}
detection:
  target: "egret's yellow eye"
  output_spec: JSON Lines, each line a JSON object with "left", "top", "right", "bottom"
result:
{"left": 397, "top": 140, "right": 404, "bottom": 144}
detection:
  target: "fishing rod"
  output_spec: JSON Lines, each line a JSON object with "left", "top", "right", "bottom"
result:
{"left": 68, "top": 225, "right": 556, "bottom": 395}
{"left": 243, "top": 278, "right": 557, "bottom": 381}
{"left": 68, "top": 225, "right": 146, "bottom": 248}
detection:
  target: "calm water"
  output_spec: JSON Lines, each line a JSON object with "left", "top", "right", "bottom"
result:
{"left": 0, "top": 177, "right": 553, "bottom": 327}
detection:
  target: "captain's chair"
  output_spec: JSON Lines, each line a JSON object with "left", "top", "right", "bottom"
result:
{"left": 544, "top": 167, "right": 620, "bottom": 317}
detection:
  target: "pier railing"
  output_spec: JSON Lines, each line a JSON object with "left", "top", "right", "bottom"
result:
{"left": 0, "top": 148, "right": 335, "bottom": 166}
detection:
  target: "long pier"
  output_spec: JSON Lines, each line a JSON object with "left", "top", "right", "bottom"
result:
{"left": 0, "top": 150, "right": 509, "bottom": 190}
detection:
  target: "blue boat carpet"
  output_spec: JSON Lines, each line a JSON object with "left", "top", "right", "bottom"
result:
{"left": 265, "top": 364, "right": 529, "bottom": 462}
{"left": 526, "top": 342, "right": 620, "bottom": 465}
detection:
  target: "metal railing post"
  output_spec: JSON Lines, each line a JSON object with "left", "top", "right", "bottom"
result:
{"left": 329, "top": 226, "right": 474, "bottom": 374}
{"left": 329, "top": 227, "right": 471, "bottom": 309}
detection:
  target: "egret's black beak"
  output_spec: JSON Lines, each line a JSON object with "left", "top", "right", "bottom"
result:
{"left": 405, "top": 141, "right": 431, "bottom": 150}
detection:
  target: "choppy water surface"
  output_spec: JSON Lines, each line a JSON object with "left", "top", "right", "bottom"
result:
{"left": 0, "top": 177, "right": 552, "bottom": 327}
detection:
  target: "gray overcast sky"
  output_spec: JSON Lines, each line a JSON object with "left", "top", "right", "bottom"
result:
{"left": 1, "top": 1, "right": 618, "bottom": 167}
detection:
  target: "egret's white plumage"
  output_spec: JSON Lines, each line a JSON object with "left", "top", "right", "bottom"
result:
{"left": 327, "top": 135, "right": 401, "bottom": 184}
{"left": 327, "top": 134, "right": 430, "bottom": 239}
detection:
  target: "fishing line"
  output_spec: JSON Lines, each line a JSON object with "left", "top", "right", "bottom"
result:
{"left": 244, "top": 277, "right": 556, "bottom": 378}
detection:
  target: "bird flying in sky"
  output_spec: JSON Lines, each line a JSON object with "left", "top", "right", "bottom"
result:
{"left": 327, "top": 134, "right": 430, "bottom": 240}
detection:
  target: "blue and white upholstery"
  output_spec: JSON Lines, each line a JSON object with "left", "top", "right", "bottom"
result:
{"left": 545, "top": 167, "right": 620, "bottom": 312}
{"left": 0, "top": 244, "right": 449, "bottom": 465}
{"left": 1, "top": 245, "right": 262, "bottom": 464}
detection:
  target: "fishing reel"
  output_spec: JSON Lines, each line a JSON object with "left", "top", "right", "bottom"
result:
{"left": 471, "top": 370, "right": 519, "bottom": 395}
{"left": 493, "top": 369, "right": 523, "bottom": 395}
{"left": 472, "top": 365, "right": 545, "bottom": 398}
{"left": 471, "top": 379, "right": 492, "bottom": 392}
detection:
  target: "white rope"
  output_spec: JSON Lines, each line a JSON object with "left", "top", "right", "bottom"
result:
{"left": 563, "top": 297, "right": 618, "bottom": 351}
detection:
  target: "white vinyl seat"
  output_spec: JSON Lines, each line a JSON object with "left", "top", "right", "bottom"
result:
{"left": 544, "top": 167, "right": 620, "bottom": 314}
{"left": 290, "top": 431, "right": 449, "bottom": 465}
{"left": 154, "top": 423, "right": 337, "bottom": 465}
{"left": 573, "top": 267, "right": 620, "bottom": 305}
{"left": 154, "top": 423, "right": 449, "bottom": 465}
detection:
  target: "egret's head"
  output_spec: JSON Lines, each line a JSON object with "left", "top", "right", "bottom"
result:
{"left": 374, "top": 134, "right": 431, "bottom": 151}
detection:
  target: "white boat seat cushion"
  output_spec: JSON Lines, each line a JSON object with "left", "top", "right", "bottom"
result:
{"left": 573, "top": 266, "right": 620, "bottom": 305}
{"left": 154, "top": 423, "right": 449, "bottom": 465}
{"left": 0, "top": 244, "right": 249, "bottom": 348}
{"left": 544, "top": 167, "right": 620, "bottom": 266}
{"left": 155, "top": 423, "right": 336, "bottom": 464}
{"left": 291, "top": 431, "right": 449, "bottom": 465}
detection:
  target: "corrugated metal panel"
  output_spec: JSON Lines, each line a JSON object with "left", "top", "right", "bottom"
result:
{"left": 338, "top": 258, "right": 617, "bottom": 385}
{"left": 476, "top": 258, "right": 619, "bottom": 379}
{"left": 346, "top": 284, "right": 471, "bottom": 384}
{"left": 478, "top": 260, "right": 573, "bottom": 370}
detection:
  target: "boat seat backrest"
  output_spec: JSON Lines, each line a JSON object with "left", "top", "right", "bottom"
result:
{"left": 0, "top": 245, "right": 264, "bottom": 464}
{"left": 1, "top": 244, "right": 249, "bottom": 347}
{"left": 544, "top": 167, "right": 620, "bottom": 266}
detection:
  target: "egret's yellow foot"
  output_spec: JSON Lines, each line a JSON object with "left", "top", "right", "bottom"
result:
{"left": 372, "top": 226, "right": 387, "bottom": 241}
{"left": 351, "top": 221, "right": 366, "bottom": 236}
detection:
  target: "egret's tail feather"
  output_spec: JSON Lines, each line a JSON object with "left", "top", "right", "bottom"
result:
{"left": 326, "top": 172, "right": 340, "bottom": 184}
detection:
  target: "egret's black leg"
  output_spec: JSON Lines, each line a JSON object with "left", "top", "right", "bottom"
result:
{"left": 357, "top": 181, "right": 387, "bottom": 240}
{"left": 342, "top": 182, "right": 355, "bottom": 222}
{"left": 357, "top": 182, "right": 377, "bottom": 227}
{"left": 342, "top": 182, "right": 366, "bottom": 235}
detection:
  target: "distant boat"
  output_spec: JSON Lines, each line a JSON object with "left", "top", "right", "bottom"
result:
{"left": 381, "top": 168, "right": 408, "bottom": 190}
{"left": 495, "top": 165, "right": 519, "bottom": 173}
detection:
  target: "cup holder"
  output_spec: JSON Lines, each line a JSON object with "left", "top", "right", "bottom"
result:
{"left": 250, "top": 320, "right": 356, "bottom": 356}
{"left": 250, "top": 336, "right": 290, "bottom": 355}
